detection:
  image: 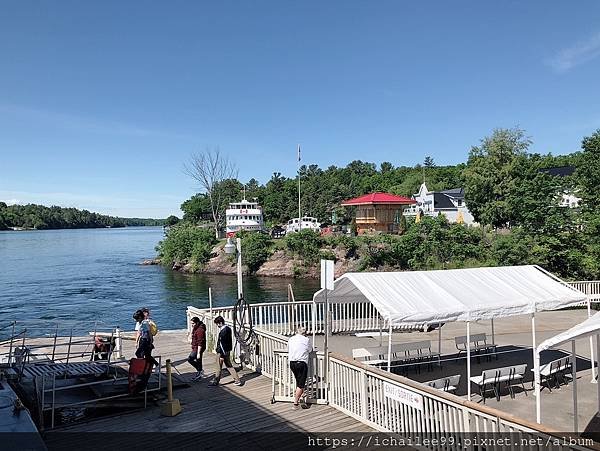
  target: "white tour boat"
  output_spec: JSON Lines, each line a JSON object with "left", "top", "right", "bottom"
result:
{"left": 285, "top": 216, "right": 321, "bottom": 234}
{"left": 225, "top": 198, "right": 264, "bottom": 236}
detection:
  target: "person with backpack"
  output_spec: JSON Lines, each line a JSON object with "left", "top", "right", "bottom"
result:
{"left": 209, "top": 316, "right": 242, "bottom": 386}
{"left": 188, "top": 317, "right": 206, "bottom": 381}
{"left": 133, "top": 309, "right": 154, "bottom": 359}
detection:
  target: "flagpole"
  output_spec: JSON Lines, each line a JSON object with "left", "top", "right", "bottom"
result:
{"left": 297, "top": 144, "right": 301, "bottom": 230}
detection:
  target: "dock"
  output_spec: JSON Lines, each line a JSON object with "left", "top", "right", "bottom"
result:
{"left": 47, "top": 330, "right": 373, "bottom": 434}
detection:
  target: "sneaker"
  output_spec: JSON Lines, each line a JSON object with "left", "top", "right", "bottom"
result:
{"left": 191, "top": 372, "right": 202, "bottom": 381}
{"left": 209, "top": 380, "right": 219, "bottom": 387}
{"left": 199, "top": 370, "right": 205, "bottom": 377}
{"left": 292, "top": 403, "right": 300, "bottom": 410}
{"left": 234, "top": 380, "right": 243, "bottom": 386}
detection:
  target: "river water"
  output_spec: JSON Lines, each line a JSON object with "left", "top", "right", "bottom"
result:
{"left": 0, "top": 227, "right": 319, "bottom": 334}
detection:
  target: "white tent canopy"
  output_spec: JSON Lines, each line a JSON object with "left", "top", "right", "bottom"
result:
{"left": 537, "top": 311, "right": 600, "bottom": 353}
{"left": 534, "top": 311, "right": 600, "bottom": 429}
{"left": 313, "top": 265, "right": 586, "bottom": 325}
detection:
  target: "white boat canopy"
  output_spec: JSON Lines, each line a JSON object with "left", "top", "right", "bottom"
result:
{"left": 313, "top": 265, "right": 585, "bottom": 326}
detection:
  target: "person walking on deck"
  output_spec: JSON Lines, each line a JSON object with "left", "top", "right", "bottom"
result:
{"left": 188, "top": 317, "right": 206, "bottom": 381}
{"left": 133, "top": 309, "right": 154, "bottom": 360}
{"left": 209, "top": 316, "right": 242, "bottom": 386}
{"left": 288, "top": 326, "right": 312, "bottom": 409}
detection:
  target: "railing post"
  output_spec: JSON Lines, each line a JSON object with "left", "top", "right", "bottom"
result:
{"left": 51, "top": 324, "right": 58, "bottom": 361}
{"left": 360, "top": 367, "right": 368, "bottom": 420}
{"left": 7, "top": 321, "right": 15, "bottom": 365}
{"left": 114, "top": 327, "right": 122, "bottom": 360}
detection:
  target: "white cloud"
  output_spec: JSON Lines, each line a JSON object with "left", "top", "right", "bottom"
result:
{"left": 547, "top": 31, "right": 600, "bottom": 72}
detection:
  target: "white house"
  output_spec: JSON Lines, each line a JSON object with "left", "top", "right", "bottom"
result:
{"left": 539, "top": 166, "right": 581, "bottom": 209}
{"left": 404, "top": 183, "right": 477, "bottom": 225}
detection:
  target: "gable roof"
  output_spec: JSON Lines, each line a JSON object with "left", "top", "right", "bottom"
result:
{"left": 313, "top": 265, "right": 585, "bottom": 327}
{"left": 440, "top": 187, "right": 465, "bottom": 198}
{"left": 341, "top": 192, "right": 416, "bottom": 206}
{"left": 433, "top": 193, "right": 456, "bottom": 209}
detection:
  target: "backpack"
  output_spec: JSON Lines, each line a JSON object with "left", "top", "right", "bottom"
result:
{"left": 149, "top": 320, "right": 159, "bottom": 336}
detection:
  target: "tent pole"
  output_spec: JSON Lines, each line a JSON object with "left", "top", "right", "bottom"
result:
{"left": 379, "top": 315, "right": 383, "bottom": 347}
{"left": 597, "top": 334, "right": 600, "bottom": 416}
{"left": 588, "top": 298, "right": 596, "bottom": 383}
{"left": 490, "top": 318, "right": 495, "bottom": 346}
{"left": 466, "top": 321, "right": 471, "bottom": 401}
{"left": 438, "top": 323, "right": 442, "bottom": 355}
{"left": 534, "top": 346, "right": 541, "bottom": 423}
{"left": 532, "top": 312, "right": 541, "bottom": 423}
{"left": 312, "top": 298, "right": 316, "bottom": 348}
{"left": 387, "top": 323, "right": 392, "bottom": 372}
{"left": 572, "top": 340, "right": 578, "bottom": 432}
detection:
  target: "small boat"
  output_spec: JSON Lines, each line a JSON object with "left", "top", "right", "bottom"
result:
{"left": 285, "top": 216, "right": 321, "bottom": 234}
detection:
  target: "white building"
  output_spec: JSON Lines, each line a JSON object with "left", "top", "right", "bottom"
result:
{"left": 404, "top": 183, "right": 477, "bottom": 225}
{"left": 225, "top": 198, "right": 264, "bottom": 236}
{"left": 539, "top": 166, "right": 581, "bottom": 208}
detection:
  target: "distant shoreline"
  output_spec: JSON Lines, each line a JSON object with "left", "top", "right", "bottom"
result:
{"left": 2, "top": 225, "right": 162, "bottom": 232}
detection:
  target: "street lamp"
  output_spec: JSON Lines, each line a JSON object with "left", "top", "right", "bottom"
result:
{"left": 224, "top": 237, "right": 243, "bottom": 300}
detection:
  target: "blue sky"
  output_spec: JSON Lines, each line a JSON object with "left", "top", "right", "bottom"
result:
{"left": 1, "top": 1, "right": 599, "bottom": 218}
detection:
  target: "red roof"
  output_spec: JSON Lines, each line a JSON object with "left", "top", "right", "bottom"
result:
{"left": 341, "top": 192, "right": 416, "bottom": 206}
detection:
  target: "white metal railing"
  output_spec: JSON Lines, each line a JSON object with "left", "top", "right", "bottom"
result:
{"left": 187, "top": 301, "right": 421, "bottom": 338}
{"left": 185, "top": 305, "right": 289, "bottom": 377}
{"left": 327, "top": 353, "right": 590, "bottom": 450}
{"left": 185, "top": 302, "right": 592, "bottom": 450}
{"left": 271, "top": 350, "right": 326, "bottom": 404}
{"left": 569, "top": 281, "right": 600, "bottom": 302}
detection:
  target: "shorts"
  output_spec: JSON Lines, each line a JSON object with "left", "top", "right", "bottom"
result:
{"left": 290, "top": 361, "right": 308, "bottom": 389}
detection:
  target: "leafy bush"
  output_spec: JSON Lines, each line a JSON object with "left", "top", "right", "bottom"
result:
{"left": 238, "top": 230, "right": 274, "bottom": 273}
{"left": 319, "top": 249, "right": 337, "bottom": 261}
{"left": 284, "top": 229, "right": 323, "bottom": 264}
{"left": 156, "top": 223, "right": 217, "bottom": 267}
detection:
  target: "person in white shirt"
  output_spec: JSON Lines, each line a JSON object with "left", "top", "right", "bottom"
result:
{"left": 287, "top": 326, "right": 312, "bottom": 409}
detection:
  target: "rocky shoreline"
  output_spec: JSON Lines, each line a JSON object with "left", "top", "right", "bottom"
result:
{"left": 141, "top": 247, "right": 360, "bottom": 279}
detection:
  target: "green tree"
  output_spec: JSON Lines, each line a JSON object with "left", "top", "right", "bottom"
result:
{"left": 464, "top": 127, "right": 531, "bottom": 228}
{"left": 285, "top": 229, "right": 323, "bottom": 264}
{"left": 576, "top": 129, "right": 600, "bottom": 273}
{"left": 165, "top": 215, "right": 180, "bottom": 226}
{"left": 156, "top": 224, "right": 217, "bottom": 267}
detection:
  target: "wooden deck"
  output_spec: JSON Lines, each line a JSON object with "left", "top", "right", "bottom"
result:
{"left": 44, "top": 330, "right": 373, "bottom": 434}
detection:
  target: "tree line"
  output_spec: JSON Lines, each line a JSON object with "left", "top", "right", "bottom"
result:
{"left": 166, "top": 127, "right": 600, "bottom": 280}
{"left": 0, "top": 203, "right": 166, "bottom": 230}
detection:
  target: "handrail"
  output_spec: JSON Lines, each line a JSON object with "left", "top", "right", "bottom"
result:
{"left": 329, "top": 352, "right": 589, "bottom": 443}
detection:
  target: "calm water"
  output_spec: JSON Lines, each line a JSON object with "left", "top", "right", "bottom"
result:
{"left": 0, "top": 227, "right": 319, "bottom": 334}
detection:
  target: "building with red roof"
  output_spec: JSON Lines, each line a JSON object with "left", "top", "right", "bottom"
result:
{"left": 341, "top": 192, "right": 416, "bottom": 234}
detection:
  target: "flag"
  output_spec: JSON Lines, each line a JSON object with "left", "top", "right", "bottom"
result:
{"left": 297, "top": 144, "right": 301, "bottom": 162}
